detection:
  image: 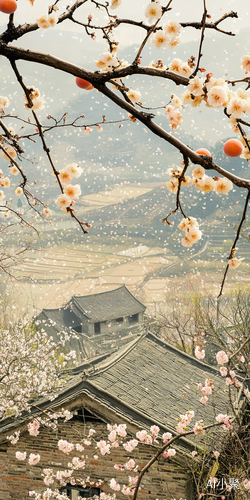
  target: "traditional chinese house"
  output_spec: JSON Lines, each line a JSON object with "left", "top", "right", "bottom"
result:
{"left": 0, "top": 332, "right": 243, "bottom": 500}
{"left": 35, "top": 286, "right": 146, "bottom": 359}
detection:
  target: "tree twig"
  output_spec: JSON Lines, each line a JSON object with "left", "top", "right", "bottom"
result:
{"left": 218, "top": 191, "right": 250, "bottom": 298}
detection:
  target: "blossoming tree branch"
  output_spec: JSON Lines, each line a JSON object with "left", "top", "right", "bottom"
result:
{"left": 1, "top": 0, "right": 250, "bottom": 293}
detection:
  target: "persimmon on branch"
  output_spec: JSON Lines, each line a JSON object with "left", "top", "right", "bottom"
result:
{"left": 0, "top": 0, "right": 250, "bottom": 294}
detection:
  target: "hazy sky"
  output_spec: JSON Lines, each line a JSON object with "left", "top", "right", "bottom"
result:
{"left": 1, "top": 0, "right": 249, "bottom": 46}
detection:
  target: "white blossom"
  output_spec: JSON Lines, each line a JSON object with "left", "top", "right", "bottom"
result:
{"left": 145, "top": 2, "right": 162, "bottom": 23}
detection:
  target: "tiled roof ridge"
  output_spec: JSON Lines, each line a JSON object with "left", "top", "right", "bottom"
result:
{"left": 88, "top": 332, "right": 145, "bottom": 378}
{"left": 146, "top": 331, "right": 222, "bottom": 375}
{"left": 87, "top": 330, "right": 222, "bottom": 380}
{"left": 72, "top": 284, "right": 125, "bottom": 300}
{"left": 41, "top": 306, "right": 67, "bottom": 313}
{"left": 0, "top": 377, "right": 195, "bottom": 453}
{"left": 72, "top": 285, "right": 146, "bottom": 313}
{"left": 119, "top": 285, "right": 146, "bottom": 311}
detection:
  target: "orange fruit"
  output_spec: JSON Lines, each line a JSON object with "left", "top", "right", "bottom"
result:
{"left": 76, "top": 77, "right": 94, "bottom": 90}
{"left": 195, "top": 148, "right": 212, "bottom": 157}
{"left": 223, "top": 139, "right": 243, "bottom": 157}
{"left": 0, "top": 0, "right": 17, "bottom": 14}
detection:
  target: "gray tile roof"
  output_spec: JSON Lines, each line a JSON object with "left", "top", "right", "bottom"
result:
{"left": 0, "top": 332, "right": 242, "bottom": 455}
{"left": 88, "top": 332, "right": 240, "bottom": 435}
{"left": 38, "top": 307, "right": 81, "bottom": 332}
{"left": 71, "top": 285, "right": 146, "bottom": 322}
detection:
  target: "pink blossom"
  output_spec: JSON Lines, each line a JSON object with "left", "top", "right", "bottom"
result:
{"left": 97, "top": 440, "right": 110, "bottom": 456}
{"left": 129, "top": 476, "right": 138, "bottom": 485}
{"left": 125, "top": 459, "right": 136, "bottom": 470}
{"left": 84, "top": 439, "right": 92, "bottom": 445}
{"left": 195, "top": 346, "right": 205, "bottom": 359}
{"left": 205, "top": 379, "right": 214, "bottom": 388}
{"left": 16, "top": 451, "right": 27, "bottom": 460}
{"left": 7, "top": 431, "right": 20, "bottom": 444}
{"left": 163, "top": 448, "right": 176, "bottom": 458}
{"left": 193, "top": 420, "right": 205, "bottom": 435}
{"left": 108, "top": 430, "right": 117, "bottom": 442}
{"left": 117, "top": 424, "right": 127, "bottom": 437}
{"left": 58, "top": 439, "right": 75, "bottom": 454}
{"left": 121, "top": 485, "right": 135, "bottom": 496}
{"left": 44, "top": 477, "right": 54, "bottom": 486}
{"left": 162, "top": 432, "right": 172, "bottom": 443}
{"left": 107, "top": 424, "right": 117, "bottom": 431}
{"left": 123, "top": 439, "right": 138, "bottom": 452}
{"left": 27, "top": 421, "right": 40, "bottom": 436}
{"left": 216, "top": 414, "right": 232, "bottom": 430}
{"left": 76, "top": 443, "right": 84, "bottom": 452}
{"left": 150, "top": 425, "right": 160, "bottom": 438}
{"left": 216, "top": 351, "right": 229, "bottom": 365}
{"left": 28, "top": 453, "right": 40, "bottom": 465}
{"left": 176, "top": 423, "right": 186, "bottom": 433}
{"left": 220, "top": 367, "right": 228, "bottom": 376}
{"left": 188, "top": 76, "right": 205, "bottom": 96}
{"left": 201, "top": 386, "right": 212, "bottom": 396}
{"left": 200, "top": 396, "right": 208, "bottom": 404}
{"left": 213, "top": 451, "right": 220, "bottom": 458}
{"left": 243, "top": 479, "right": 250, "bottom": 490}
{"left": 136, "top": 430, "right": 147, "bottom": 442}
{"left": 191, "top": 451, "right": 198, "bottom": 457}
{"left": 110, "top": 479, "right": 120, "bottom": 491}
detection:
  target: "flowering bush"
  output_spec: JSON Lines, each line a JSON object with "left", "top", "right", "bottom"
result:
{"left": 0, "top": 320, "right": 76, "bottom": 418}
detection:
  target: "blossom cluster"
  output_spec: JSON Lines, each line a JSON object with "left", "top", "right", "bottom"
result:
{"left": 136, "top": 424, "right": 160, "bottom": 444}
{"left": 162, "top": 448, "right": 176, "bottom": 458}
{"left": 24, "top": 87, "right": 45, "bottom": 112}
{"left": 55, "top": 163, "right": 83, "bottom": 211}
{"left": 0, "top": 95, "right": 10, "bottom": 108}
{"left": 216, "top": 350, "right": 229, "bottom": 365}
{"left": 198, "top": 379, "right": 214, "bottom": 405}
{"left": 243, "top": 479, "right": 250, "bottom": 490}
{"left": 195, "top": 345, "right": 205, "bottom": 360}
{"left": 176, "top": 410, "right": 195, "bottom": 433}
{"left": 219, "top": 367, "right": 242, "bottom": 388}
{"left": 167, "top": 163, "right": 233, "bottom": 200}
{"left": 36, "top": 13, "right": 57, "bottom": 30}
{"left": 28, "top": 420, "right": 40, "bottom": 436}
{"left": 215, "top": 414, "right": 232, "bottom": 430}
{"left": 158, "top": 62, "right": 250, "bottom": 150}
{"left": 0, "top": 321, "right": 76, "bottom": 419}
{"left": 178, "top": 216, "right": 202, "bottom": 249}
{"left": 16, "top": 451, "right": 40, "bottom": 465}
{"left": 165, "top": 104, "right": 183, "bottom": 130}
{"left": 166, "top": 162, "right": 236, "bottom": 252}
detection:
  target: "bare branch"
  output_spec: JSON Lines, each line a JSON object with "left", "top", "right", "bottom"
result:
{"left": 218, "top": 191, "right": 250, "bottom": 298}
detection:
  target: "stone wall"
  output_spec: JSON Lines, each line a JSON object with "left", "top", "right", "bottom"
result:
{"left": 0, "top": 418, "right": 192, "bottom": 500}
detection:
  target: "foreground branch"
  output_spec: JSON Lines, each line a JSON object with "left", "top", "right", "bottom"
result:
{"left": 218, "top": 191, "right": 250, "bottom": 298}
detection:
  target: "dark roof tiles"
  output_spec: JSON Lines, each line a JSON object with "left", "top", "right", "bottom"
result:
{"left": 71, "top": 285, "right": 146, "bottom": 322}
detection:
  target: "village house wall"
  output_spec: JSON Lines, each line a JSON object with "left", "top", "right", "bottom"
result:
{"left": 85, "top": 312, "right": 144, "bottom": 337}
{"left": 0, "top": 418, "right": 192, "bottom": 500}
